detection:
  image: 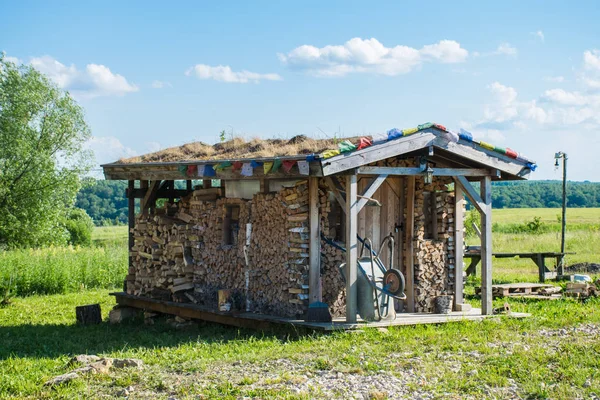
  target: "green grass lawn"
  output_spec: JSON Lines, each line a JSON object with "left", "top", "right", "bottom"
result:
{"left": 492, "top": 207, "right": 600, "bottom": 225}
{"left": 0, "top": 290, "right": 599, "bottom": 399}
{"left": 0, "top": 212, "right": 599, "bottom": 397}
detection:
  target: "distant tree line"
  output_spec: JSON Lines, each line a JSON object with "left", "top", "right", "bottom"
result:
{"left": 491, "top": 180, "right": 600, "bottom": 208}
{"left": 75, "top": 178, "right": 129, "bottom": 226}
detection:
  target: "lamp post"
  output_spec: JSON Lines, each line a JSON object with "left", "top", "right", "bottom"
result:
{"left": 554, "top": 151, "right": 567, "bottom": 277}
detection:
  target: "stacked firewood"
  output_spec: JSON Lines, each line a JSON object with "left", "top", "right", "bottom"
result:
{"left": 247, "top": 181, "right": 311, "bottom": 317}
{"left": 413, "top": 177, "right": 455, "bottom": 312}
{"left": 127, "top": 183, "right": 312, "bottom": 318}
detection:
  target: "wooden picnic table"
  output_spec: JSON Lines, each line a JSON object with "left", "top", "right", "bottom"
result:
{"left": 464, "top": 246, "right": 575, "bottom": 282}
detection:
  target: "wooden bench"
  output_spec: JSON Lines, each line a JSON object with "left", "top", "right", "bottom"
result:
{"left": 464, "top": 247, "right": 575, "bottom": 282}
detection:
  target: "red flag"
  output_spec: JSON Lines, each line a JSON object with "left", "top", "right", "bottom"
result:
{"left": 232, "top": 161, "right": 243, "bottom": 171}
{"left": 282, "top": 160, "right": 296, "bottom": 173}
{"left": 356, "top": 137, "right": 372, "bottom": 150}
{"left": 186, "top": 165, "right": 197, "bottom": 176}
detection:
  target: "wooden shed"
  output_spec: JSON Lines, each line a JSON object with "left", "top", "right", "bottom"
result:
{"left": 102, "top": 123, "right": 535, "bottom": 329}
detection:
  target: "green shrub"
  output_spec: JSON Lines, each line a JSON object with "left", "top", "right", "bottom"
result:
{"left": 63, "top": 208, "right": 95, "bottom": 246}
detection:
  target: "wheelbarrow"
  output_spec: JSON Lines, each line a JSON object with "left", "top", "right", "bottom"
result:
{"left": 324, "top": 233, "right": 406, "bottom": 321}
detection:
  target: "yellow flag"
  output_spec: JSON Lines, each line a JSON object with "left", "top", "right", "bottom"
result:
{"left": 402, "top": 127, "right": 418, "bottom": 136}
{"left": 322, "top": 149, "right": 341, "bottom": 159}
{"left": 479, "top": 141, "right": 495, "bottom": 151}
{"left": 263, "top": 161, "right": 274, "bottom": 174}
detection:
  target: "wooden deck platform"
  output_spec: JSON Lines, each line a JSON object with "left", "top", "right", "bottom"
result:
{"left": 111, "top": 292, "right": 529, "bottom": 331}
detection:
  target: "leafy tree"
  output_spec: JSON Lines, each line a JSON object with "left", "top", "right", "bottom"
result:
{"left": 0, "top": 55, "right": 92, "bottom": 248}
{"left": 62, "top": 208, "right": 94, "bottom": 246}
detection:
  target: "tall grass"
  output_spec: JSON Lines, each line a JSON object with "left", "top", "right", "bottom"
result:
{"left": 0, "top": 227, "right": 128, "bottom": 297}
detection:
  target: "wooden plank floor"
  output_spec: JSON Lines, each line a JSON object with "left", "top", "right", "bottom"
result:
{"left": 111, "top": 292, "right": 529, "bottom": 331}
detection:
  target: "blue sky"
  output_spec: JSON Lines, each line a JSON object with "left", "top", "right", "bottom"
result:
{"left": 3, "top": 1, "right": 600, "bottom": 180}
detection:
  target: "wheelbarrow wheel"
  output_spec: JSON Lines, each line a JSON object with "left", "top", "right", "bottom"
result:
{"left": 383, "top": 269, "right": 405, "bottom": 297}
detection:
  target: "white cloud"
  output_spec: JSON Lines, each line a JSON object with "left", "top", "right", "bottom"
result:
{"left": 583, "top": 50, "right": 600, "bottom": 71}
{"left": 151, "top": 80, "right": 172, "bottom": 89}
{"left": 494, "top": 43, "right": 518, "bottom": 56}
{"left": 542, "top": 89, "right": 591, "bottom": 106}
{"left": 545, "top": 76, "right": 565, "bottom": 83}
{"left": 186, "top": 64, "right": 282, "bottom": 83}
{"left": 29, "top": 55, "right": 138, "bottom": 98}
{"left": 85, "top": 136, "right": 137, "bottom": 166}
{"left": 278, "top": 38, "right": 468, "bottom": 77}
{"left": 582, "top": 77, "right": 600, "bottom": 90}
{"left": 531, "top": 30, "right": 545, "bottom": 42}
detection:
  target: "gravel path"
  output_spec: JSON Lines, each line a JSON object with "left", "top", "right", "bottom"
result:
{"left": 98, "top": 323, "right": 600, "bottom": 399}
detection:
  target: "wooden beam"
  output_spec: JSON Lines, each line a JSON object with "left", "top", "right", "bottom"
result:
{"left": 345, "top": 174, "right": 358, "bottom": 323}
{"left": 127, "top": 188, "right": 194, "bottom": 199}
{"left": 308, "top": 177, "right": 322, "bottom": 304}
{"left": 103, "top": 161, "right": 324, "bottom": 181}
{"left": 454, "top": 183, "right": 465, "bottom": 308}
{"left": 480, "top": 176, "right": 493, "bottom": 315}
{"left": 454, "top": 176, "right": 486, "bottom": 214}
{"left": 260, "top": 179, "right": 269, "bottom": 194}
{"left": 405, "top": 176, "right": 415, "bottom": 312}
{"left": 398, "top": 177, "right": 405, "bottom": 271}
{"left": 324, "top": 176, "right": 346, "bottom": 213}
{"left": 357, "top": 166, "right": 495, "bottom": 177}
{"left": 322, "top": 131, "right": 436, "bottom": 176}
{"left": 356, "top": 174, "right": 388, "bottom": 213}
{"left": 434, "top": 136, "right": 531, "bottom": 178}
{"left": 140, "top": 180, "right": 160, "bottom": 215}
{"left": 128, "top": 180, "right": 135, "bottom": 274}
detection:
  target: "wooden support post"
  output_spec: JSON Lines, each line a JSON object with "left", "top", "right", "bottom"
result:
{"left": 398, "top": 178, "right": 405, "bottom": 272}
{"left": 260, "top": 179, "right": 269, "bottom": 194}
{"left": 454, "top": 182, "right": 465, "bottom": 308}
{"left": 308, "top": 177, "right": 322, "bottom": 304}
{"left": 203, "top": 179, "right": 212, "bottom": 188}
{"left": 186, "top": 180, "right": 192, "bottom": 191}
{"left": 480, "top": 176, "right": 493, "bottom": 315}
{"left": 345, "top": 174, "right": 358, "bottom": 323}
{"left": 405, "top": 176, "right": 415, "bottom": 312}
{"left": 324, "top": 176, "right": 346, "bottom": 213}
{"left": 140, "top": 180, "right": 160, "bottom": 215}
{"left": 537, "top": 253, "right": 545, "bottom": 283}
{"left": 128, "top": 180, "right": 135, "bottom": 272}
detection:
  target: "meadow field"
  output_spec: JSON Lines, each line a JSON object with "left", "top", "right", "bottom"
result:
{"left": 0, "top": 208, "right": 599, "bottom": 398}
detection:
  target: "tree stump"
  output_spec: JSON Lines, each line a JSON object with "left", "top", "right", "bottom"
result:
{"left": 76, "top": 304, "right": 102, "bottom": 324}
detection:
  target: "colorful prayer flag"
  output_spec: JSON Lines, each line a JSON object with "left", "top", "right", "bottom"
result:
{"left": 214, "top": 161, "right": 232, "bottom": 171}
{"left": 241, "top": 162, "right": 253, "bottom": 176}
{"left": 178, "top": 165, "right": 188, "bottom": 177}
{"left": 187, "top": 165, "right": 197, "bottom": 176}
{"left": 204, "top": 164, "right": 216, "bottom": 177}
{"left": 458, "top": 129, "right": 473, "bottom": 142}
{"left": 282, "top": 160, "right": 296, "bottom": 173}
{"left": 297, "top": 160, "right": 310, "bottom": 175}
{"left": 232, "top": 161, "right": 243, "bottom": 171}
{"left": 197, "top": 165, "right": 206, "bottom": 177}
{"left": 356, "top": 137, "right": 372, "bottom": 150}
{"left": 263, "top": 161, "right": 274, "bottom": 174}
{"left": 250, "top": 160, "right": 262, "bottom": 168}
{"left": 402, "top": 127, "right": 418, "bottom": 136}
{"left": 479, "top": 141, "right": 495, "bottom": 151}
{"left": 272, "top": 158, "right": 282, "bottom": 172}
{"left": 387, "top": 128, "right": 402, "bottom": 141}
{"left": 321, "top": 149, "right": 340, "bottom": 159}
{"left": 338, "top": 140, "right": 357, "bottom": 153}
{"left": 371, "top": 132, "right": 388, "bottom": 144}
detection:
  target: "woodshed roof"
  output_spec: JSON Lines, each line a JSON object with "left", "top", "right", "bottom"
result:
{"left": 102, "top": 123, "right": 537, "bottom": 181}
